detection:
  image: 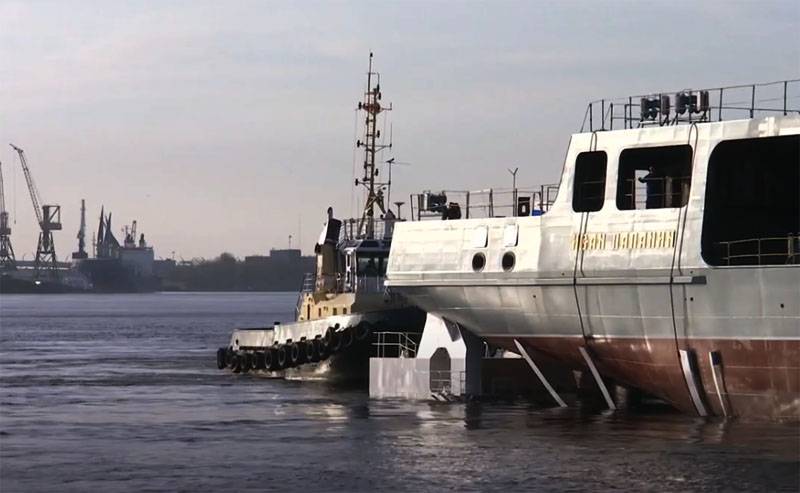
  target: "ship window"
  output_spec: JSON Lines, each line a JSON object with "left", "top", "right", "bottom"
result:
{"left": 501, "top": 252, "right": 516, "bottom": 271}
{"left": 702, "top": 135, "right": 800, "bottom": 266}
{"left": 472, "top": 253, "right": 485, "bottom": 272}
{"left": 471, "top": 226, "right": 488, "bottom": 248}
{"left": 572, "top": 151, "right": 607, "bottom": 212}
{"left": 356, "top": 253, "right": 388, "bottom": 276}
{"left": 503, "top": 224, "right": 519, "bottom": 247}
{"left": 616, "top": 145, "right": 692, "bottom": 210}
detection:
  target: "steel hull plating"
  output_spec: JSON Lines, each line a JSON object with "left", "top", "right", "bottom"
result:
{"left": 398, "top": 274, "right": 799, "bottom": 418}
{"left": 387, "top": 115, "right": 800, "bottom": 419}
{"left": 490, "top": 335, "right": 797, "bottom": 417}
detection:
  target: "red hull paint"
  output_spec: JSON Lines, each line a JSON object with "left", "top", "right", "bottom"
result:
{"left": 486, "top": 336, "right": 800, "bottom": 419}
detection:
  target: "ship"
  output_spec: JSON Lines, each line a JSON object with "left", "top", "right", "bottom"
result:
{"left": 72, "top": 204, "right": 161, "bottom": 293}
{"left": 217, "top": 53, "right": 425, "bottom": 380}
{"left": 386, "top": 80, "right": 800, "bottom": 419}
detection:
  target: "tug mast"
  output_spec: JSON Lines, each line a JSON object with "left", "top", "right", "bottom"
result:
{"left": 355, "top": 53, "right": 392, "bottom": 239}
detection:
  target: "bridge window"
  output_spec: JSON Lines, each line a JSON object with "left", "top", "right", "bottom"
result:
{"left": 702, "top": 135, "right": 799, "bottom": 266}
{"left": 572, "top": 151, "right": 607, "bottom": 212}
{"left": 616, "top": 145, "right": 692, "bottom": 210}
{"left": 356, "top": 253, "right": 388, "bottom": 276}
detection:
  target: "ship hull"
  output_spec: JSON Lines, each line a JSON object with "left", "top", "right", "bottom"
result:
{"left": 76, "top": 258, "right": 160, "bottom": 293}
{"left": 397, "top": 266, "right": 799, "bottom": 419}
{"left": 0, "top": 273, "right": 86, "bottom": 294}
{"left": 482, "top": 335, "right": 798, "bottom": 419}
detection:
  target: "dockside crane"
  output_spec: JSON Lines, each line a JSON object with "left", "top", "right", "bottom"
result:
{"left": 0, "top": 160, "right": 16, "bottom": 270}
{"left": 72, "top": 199, "right": 88, "bottom": 259}
{"left": 10, "top": 144, "right": 62, "bottom": 279}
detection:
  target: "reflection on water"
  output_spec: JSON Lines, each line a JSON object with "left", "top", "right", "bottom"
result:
{"left": 1, "top": 293, "right": 798, "bottom": 492}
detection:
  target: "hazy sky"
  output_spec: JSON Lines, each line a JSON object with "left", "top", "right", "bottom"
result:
{"left": 1, "top": 0, "right": 797, "bottom": 259}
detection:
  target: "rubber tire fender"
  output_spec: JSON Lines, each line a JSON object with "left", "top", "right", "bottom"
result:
{"left": 264, "top": 349, "right": 276, "bottom": 371}
{"left": 276, "top": 345, "right": 288, "bottom": 368}
{"left": 317, "top": 337, "right": 330, "bottom": 361}
{"left": 355, "top": 322, "right": 372, "bottom": 341}
{"left": 252, "top": 351, "right": 266, "bottom": 370}
{"left": 289, "top": 343, "right": 301, "bottom": 366}
{"left": 231, "top": 353, "right": 243, "bottom": 373}
{"left": 327, "top": 327, "right": 342, "bottom": 353}
{"left": 323, "top": 327, "right": 337, "bottom": 349}
{"left": 339, "top": 328, "right": 353, "bottom": 349}
{"left": 304, "top": 340, "right": 317, "bottom": 362}
{"left": 216, "top": 348, "right": 227, "bottom": 369}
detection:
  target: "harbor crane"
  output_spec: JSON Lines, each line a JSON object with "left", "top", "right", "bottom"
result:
{"left": 72, "top": 199, "right": 88, "bottom": 259}
{"left": 0, "top": 160, "right": 16, "bottom": 270}
{"left": 10, "top": 144, "right": 61, "bottom": 279}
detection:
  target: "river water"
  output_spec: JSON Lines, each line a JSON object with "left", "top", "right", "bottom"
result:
{"left": 0, "top": 293, "right": 797, "bottom": 492}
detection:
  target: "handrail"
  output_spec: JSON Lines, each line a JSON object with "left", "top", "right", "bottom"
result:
{"left": 372, "top": 331, "right": 421, "bottom": 358}
{"left": 716, "top": 234, "right": 799, "bottom": 266}
{"left": 410, "top": 185, "right": 559, "bottom": 221}
{"left": 295, "top": 272, "right": 316, "bottom": 317}
{"left": 355, "top": 275, "right": 385, "bottom": 293}
{"left": 427, "top": 369, "right": 467, "bottom": 396}
{"left": 300, "top": 272, "right": 316, "bottom": 293}
{"left": 618, "top": 176, "right": 691, "bottom": 209}
{"left": 339, "top": 217, "right": 397, "bottom": 242}
{"left": 581, "top": 79, "right": 800, "bottom": 132}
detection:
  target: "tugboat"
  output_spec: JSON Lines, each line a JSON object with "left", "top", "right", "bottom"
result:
{"left": 217, "top": 54, "right": 425, "bottom": 380}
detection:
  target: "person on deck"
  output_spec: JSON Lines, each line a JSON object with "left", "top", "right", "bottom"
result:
{"left": 638, "top": 166, "right": 664, "bottom": 209}
{"left": 364, "top": 258, "right": 379, "bottom": 277}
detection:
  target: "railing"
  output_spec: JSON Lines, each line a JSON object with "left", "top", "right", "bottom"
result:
{"left": 355, "top": 275, "right": 385, "bottom": 293}
{"left": 300, "top": 272, "right": 316, "bottom": 293}
{"left": 429, "top": 370, "right": 467, "bottom": 396}
{"left": 717, "top": 235, "right": 799, "bottom": 266}
{"left": 410, "top": 185, "right": 559, "bottom": 221}
{"left": 581, "top": 79, "right": 800, "bottom": 132}
{"left": 339, "top": 217, "right": 396, "bottom": 242}
{"left": 372, "top": 331, "right": 421, "bottom": 358}
{"left": 295, "top": 272, "right": 316, "bottom": 318}
{"left": 308, "top": 273, "right": 386, "bottom": 297}
{"left": 618, "top": 176, "right": 691, "bottom": 210}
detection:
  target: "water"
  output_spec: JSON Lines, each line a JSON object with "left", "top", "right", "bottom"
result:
{"left": 1, "top": 293, "right": 797, "bottom": 492}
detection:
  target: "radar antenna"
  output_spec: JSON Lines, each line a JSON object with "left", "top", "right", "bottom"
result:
{"left": 355, "top": 52, "right": 392, "bottom": 239}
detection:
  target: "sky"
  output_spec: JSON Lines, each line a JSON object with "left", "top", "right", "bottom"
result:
{"left": 1, "top": 0, "right": 798, "bottom": 260}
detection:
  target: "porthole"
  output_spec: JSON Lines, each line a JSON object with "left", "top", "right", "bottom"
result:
{"left": 472, "top": 253, "right": 486, "bottom": 272}
{"left": 502, "top": 252, "right": 516, "bottom": 272}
